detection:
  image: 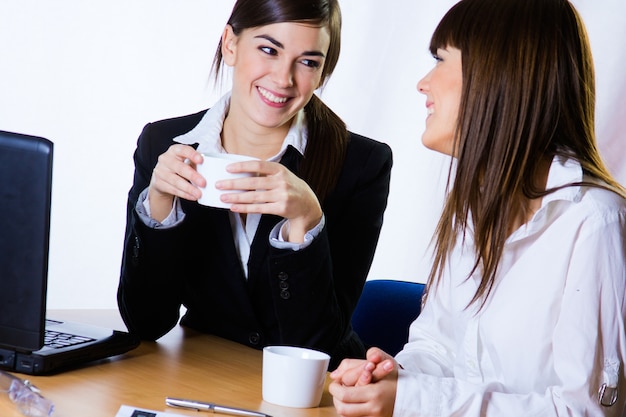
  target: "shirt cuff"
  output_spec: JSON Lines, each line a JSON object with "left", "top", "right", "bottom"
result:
{"left": 269, "top": 215, "right": 325, "bottom": 251}
{"left": 394, "top": 369, "right": 442, "bottom": 417}
{"left": 136, "top": 187, "right": 185, "bottom": 229}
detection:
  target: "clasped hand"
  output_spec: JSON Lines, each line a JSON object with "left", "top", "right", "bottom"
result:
{"left": 149, "top": 144, "right": 322, "bottom": 243}
{"left": 329, "top": 347, "right": 399, "bottom": 417}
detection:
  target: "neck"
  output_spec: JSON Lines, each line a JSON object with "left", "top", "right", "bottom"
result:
{"left": 508, "top": 156, "right": 552, "bottom": 234}
{"left": 221, "top": 114, "right": 292, "bottom": 160}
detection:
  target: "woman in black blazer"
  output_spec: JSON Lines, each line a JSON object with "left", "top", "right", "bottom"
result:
{"left": 118, "top": 0, "right": 392, "bottom": 369}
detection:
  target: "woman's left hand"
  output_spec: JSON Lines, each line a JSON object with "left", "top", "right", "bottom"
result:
{"left": 329, "top": 348, "right": 398, "bottom": 417}
{"left": 216, "top": 160, "right": 322, "bottom": 243}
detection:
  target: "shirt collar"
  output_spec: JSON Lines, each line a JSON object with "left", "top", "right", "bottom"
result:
{"left": 541, "top": 155, "right": 584, "bottom": 205}
{"left": 509, "top": 155, "right": 584, "bottom": 241}
{"left": 173, "top": 92, "right": 307, "bottom": 162}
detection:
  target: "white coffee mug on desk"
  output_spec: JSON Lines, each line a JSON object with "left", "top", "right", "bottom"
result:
{"left": 195, "top": 152, "right": 258, "bottom": 209}
{"left": 262, "top": 346, "right": 330, "bottom": 408}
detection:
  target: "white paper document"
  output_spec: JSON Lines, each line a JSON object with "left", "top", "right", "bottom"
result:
{"left": 116, "top": 405, "right": 187, "bottom": 417}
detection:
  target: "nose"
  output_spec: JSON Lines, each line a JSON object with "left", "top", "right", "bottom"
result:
{"left": 417, "top": 70, "right": 432, "bottom": 95}
{"left": 273, "top": 61, "right": 294, "bottom": 88}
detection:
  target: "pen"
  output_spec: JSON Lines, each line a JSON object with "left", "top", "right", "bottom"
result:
{"left": 166, "top": 397, "right": 272, "bottom": 417}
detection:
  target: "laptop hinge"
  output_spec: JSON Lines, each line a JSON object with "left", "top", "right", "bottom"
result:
{"left": 0, "top": 347, "right": 16, "bottom": 369}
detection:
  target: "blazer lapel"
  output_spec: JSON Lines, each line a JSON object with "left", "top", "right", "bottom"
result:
{"left": 246, "top": 146, "right": 303, "bottom": 285}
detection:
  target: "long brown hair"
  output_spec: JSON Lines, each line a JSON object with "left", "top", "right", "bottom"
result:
{"left": 426, "top": 0, "right": 626, "bottom": 308}
{"left": 212, "top": 0, "right": 348, "bottom": 202}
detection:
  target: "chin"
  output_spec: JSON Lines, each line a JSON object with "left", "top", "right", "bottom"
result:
{"left": 421, "top": 133, "right": 454, "bottom": 156}
{"left": 421, "top": 135, "right": 438, "bottom": 152}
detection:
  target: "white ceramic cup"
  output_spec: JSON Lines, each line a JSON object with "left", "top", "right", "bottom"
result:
{"left": 262, "top": 346, "right": 330, "bottom": 408}
{"left": 195, "top": 152, "right": 258, "bottom": 208}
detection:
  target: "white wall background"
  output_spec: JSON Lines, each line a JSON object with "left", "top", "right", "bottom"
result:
{"left": 0, "top": 1, "right": 624, "bottom": 309}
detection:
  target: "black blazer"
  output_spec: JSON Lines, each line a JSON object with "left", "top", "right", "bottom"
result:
{"left": 118, "top": 109, "right": 393, "bottom": 368}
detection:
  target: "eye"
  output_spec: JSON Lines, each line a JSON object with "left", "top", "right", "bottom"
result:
{"left": 259, "top": 46, "right": 277, "bottom": 56}
{"left": 300, "top": 59, "right": 321, "bottom": 69}
{"left": 432, "top": 53, "right": 443, "bottom": 62}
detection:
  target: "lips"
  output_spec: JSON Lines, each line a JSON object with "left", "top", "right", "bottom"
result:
{"left": 257, "top": 86, "right": 289, "bottom": 104}
{"left": 426, "top": 101, "right": 434, "bottom": 116}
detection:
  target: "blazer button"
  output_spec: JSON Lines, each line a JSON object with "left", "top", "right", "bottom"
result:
{"left": 277, "top": 272, "right": 288, "bottom": 281}
{"left": 249, "top": 332, "right": 260, "bottom": 345}
{"left": 131, "top": 236, "right": 140, "bottom": 266}
{"left": 280, "top": 290, "right": 291, "bottom": 300}
{"left": 279, "top": 281, "right": 289, "bottom": 290}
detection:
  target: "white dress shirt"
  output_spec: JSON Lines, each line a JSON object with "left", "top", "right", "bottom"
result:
{"left": 394, "top": 156, "right": 626, "bottom": 416}
{"left": 136, "top": 92, "right": 323, "bottom": 278}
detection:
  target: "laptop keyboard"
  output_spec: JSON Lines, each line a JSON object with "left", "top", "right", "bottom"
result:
{"left": 44, "top": 320, "right": 95, "bottom": 349}
{"left": 44, "top": 330, "right": 94, "bottom": 349}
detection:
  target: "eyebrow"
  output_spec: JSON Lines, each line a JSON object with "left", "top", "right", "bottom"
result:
{"left": 254, "top": 34, "right": 326, "bottom": 58}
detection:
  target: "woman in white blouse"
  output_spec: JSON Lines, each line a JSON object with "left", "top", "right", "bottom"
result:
{"left": 329, "top": 0, "right": 626, "bottom": 416}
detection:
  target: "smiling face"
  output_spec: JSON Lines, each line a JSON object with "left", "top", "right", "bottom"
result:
{"left": 417, "top": 46, "right": 463, "bottom": 156}
{"left": 222, "top": 21, "right": 330, "bottom": 135}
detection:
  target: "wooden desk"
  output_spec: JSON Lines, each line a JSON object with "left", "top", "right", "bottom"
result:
{"left": 0, "top": 310, "right": 339, "bottom": 417}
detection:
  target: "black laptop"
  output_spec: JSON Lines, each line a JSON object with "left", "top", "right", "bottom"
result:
{"left": 0, "top": 130, "right": 139, "bottom": 375}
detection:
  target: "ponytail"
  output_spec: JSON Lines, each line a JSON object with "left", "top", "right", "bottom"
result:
{"left": 301, "top": 94, "right": 349, "bottom": 202}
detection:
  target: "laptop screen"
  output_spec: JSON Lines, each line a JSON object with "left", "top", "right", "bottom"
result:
{"left": 0, "top": 130, "right": 53, "bottom": 352}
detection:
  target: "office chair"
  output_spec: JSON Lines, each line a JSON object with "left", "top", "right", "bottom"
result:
{"left": 351, "top": 280, "right": 425, "bottom": 356}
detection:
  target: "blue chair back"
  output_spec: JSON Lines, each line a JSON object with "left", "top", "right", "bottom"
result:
{"left": 351, "top": 280, "right": 425, "bottom": 356}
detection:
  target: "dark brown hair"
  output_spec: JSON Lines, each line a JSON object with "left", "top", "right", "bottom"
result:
{"left": 426, "top": 0, "right": 626, "bottom": 307}
{"left": 212, "top": 0, "right": 347, "bottom": 201}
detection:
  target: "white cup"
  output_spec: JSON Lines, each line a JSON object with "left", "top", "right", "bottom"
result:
{"left": 195, "top": 152, "right": 258, "bottom": 208}
{"left": 262, "top": 346, "right": 330, "bottom": 408}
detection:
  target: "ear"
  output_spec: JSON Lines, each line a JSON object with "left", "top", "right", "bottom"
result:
{"left": 221, "top": 25, "right": 238, "bottom": 66}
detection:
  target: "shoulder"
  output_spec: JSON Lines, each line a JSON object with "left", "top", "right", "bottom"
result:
{"left": 580, "top": 185, "right": 626, "bottom": 222}
{"left": 326, "top": 131, "right": 393, "bottom": 198}
{"left": 141, "top": 109, "right": 209, "bottom": 141}
{"left": 554, "top": 184, "right": 626, "bottom": 246}
{"left": 345, "top": 131, "right": 393, "bottom": 169}
{"left": 347, "top": 131, "right": 392, "bottom": 153}
{"left": 134, "top": 109, "right": 209, "bottom": 159}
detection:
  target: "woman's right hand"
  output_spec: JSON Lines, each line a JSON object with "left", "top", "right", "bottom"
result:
{"left": 331, "top": 348, "right": 397, "bottom": 387}
{"left": 148, "top": 144, "right": 205, "bottom": 222}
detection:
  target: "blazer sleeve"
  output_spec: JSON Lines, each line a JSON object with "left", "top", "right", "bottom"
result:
{"left": 266, "top": 133, "right": 393, "bottom": 365}
{"left": 118, "top": 112, "right": 205, "bottom": 340}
